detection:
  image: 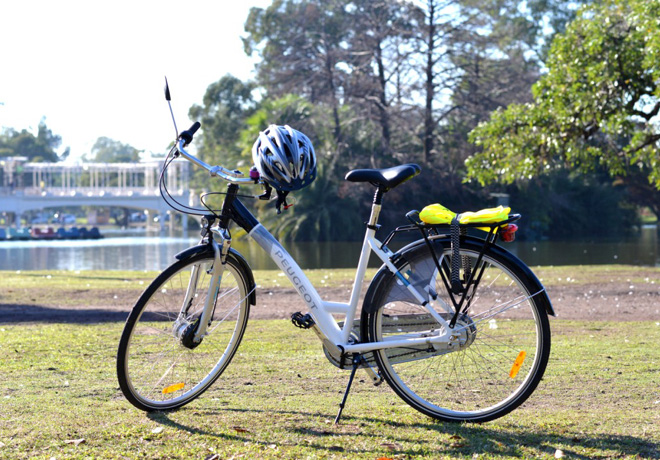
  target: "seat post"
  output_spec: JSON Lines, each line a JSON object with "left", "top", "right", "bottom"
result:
{"left": 367, "top": 187, "right": 385, "bottom": 229}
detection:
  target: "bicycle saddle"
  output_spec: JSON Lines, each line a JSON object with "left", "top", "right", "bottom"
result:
{"left": 345, "top": 164, "right": 421, "bottom": 191}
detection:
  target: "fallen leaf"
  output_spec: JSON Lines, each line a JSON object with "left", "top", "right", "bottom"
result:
{"left": 448, "top": 434, "right": 466, "bottom": 447}
{"left": 381, "top": 442, "right": 401, "bottom": 451}
{"left": 151, "top": 427, "right": 164, "bottom": 434}
{"left": 64, "top": 439, "right": 85, "bottom": 446}
{"left": 233, "top": 426, "right": 250, "bottom": 433}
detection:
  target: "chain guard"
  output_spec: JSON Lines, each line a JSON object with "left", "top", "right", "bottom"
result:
{"left": 324, "top": 313, "right": 477, "bottom": 369}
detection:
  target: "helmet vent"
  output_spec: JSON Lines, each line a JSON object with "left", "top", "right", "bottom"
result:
{"left": 251, "top": 124, "right": 317, "bottom": 192}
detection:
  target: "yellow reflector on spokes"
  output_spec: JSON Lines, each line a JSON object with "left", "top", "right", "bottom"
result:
{"left": 509, "top": 351, "right": 527, "bottom": 379}
{"left": 162, "top": 382, "right": 185, "bottom": 394}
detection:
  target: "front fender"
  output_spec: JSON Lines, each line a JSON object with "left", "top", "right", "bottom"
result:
{"left": 175, "top": 244, "right": 257, "bottom": 306}
{"left": 175, "top": 244, "right": 211, "bottom": 261}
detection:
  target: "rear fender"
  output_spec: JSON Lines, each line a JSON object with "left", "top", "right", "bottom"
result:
{"left": 361, "top": 236, "right": 554, "bottom": 320}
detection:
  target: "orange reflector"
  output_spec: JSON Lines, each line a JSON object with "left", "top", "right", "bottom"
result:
{"left": 162, "top": 382, "right": 185, "bottom": 394}
{"left": 509, "top": 351, "right": 527, "bottom": 379}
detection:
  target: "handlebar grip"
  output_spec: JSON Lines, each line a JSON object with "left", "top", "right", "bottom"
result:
{"left": 180, "top": 121, "right": 201, "bottom": 146}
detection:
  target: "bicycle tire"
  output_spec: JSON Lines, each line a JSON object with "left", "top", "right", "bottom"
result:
{"left": 362, "top": 236, "right": 551, "bottom": 423}
{"left": 117, "top": 250, "right": 253, "bottom": 411}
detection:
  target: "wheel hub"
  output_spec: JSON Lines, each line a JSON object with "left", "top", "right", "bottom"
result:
{"left": 173, "top": 318, "right": 203, "bottom": 349}
{"left": 449, "top": 313, "right": 477, "bottom": 349}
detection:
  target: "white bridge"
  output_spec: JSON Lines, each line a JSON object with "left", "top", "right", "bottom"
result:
{"left": 0, "top": 157, "right": 192, "bottom": 229}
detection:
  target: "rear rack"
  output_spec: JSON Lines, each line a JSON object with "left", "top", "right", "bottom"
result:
{"left": 381, "top": 212, "right": 522, "bottom": 248}
{"left": 381, "top": 211, "right": 522, "bottom": 330}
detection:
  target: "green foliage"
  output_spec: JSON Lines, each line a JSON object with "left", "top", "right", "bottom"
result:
{"left": 90, "top": 136, "right": 140, "bottom": 163}
{"left": 0, "top": 120, "right": 66, "bottom": 162}
{"left": 188, "top": 75, "right": 256, "bottom": 169}
{"left": 467, "top": 0, "right": 660, "bottom": 214}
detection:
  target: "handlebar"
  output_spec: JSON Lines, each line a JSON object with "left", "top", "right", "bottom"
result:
{"left": 174, "top": 122, "right": 256, "bottom": 185}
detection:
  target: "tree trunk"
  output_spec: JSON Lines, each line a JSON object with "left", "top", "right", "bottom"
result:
{"left": 323, "top": 48, "right": 342, "bottom": 147}
{"left": 375, "top": 41, "right": 391, "bottom": 163}
{"left": 622, "top": 172, "right": 660, "bottom": 219}
{"left": 423, "top": 0, "right": 436, "bottom": 165}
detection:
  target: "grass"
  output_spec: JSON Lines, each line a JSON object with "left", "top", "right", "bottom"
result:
{"left": 1, "top": 322, "right": 659, "bottom": 458}
{"left": 1, "top": 268, "right": 659, "bottom": 459}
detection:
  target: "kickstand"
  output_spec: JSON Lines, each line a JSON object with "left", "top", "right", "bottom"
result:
{"left": 334, "top": 354, "right": 361, "bottom": 424}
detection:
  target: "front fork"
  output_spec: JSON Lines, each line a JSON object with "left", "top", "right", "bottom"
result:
{"left": 174, "top": 223, "right": 232, "bottom": 346}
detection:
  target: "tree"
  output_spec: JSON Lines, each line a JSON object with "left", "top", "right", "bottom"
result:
{"left": 244, "top": 0, "right": 348, "bottom": 147}
{"left": 417, "top": 0, "right": 453, "bottom": 164}
{"left": 0, "top": 120, "right": 67, "bottom": 162}
{"left": 206, "top": 0, "right": 615, "bottom": 241}
{"left": 244, "top": 0, "right": 424, "bottom": 168}
{"left": 91, "top": 137, "right": 140, "bottom": 163}
{"left": 344, "top": 0, "right": 419, "bottom": 161}
{"left": 436, "top": 1, "right": 541, "bottom": 175}
{"left": 188, "top": 75, "right": 256, "bottom": 169}
{"left": 467, "top": 0, "right": 660, "bottom": 215}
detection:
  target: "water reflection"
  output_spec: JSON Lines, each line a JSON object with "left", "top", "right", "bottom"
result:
{"left": 0, "top": 226, "right": 657, "bottom": 271}
{"left": 0, "top": 236, "right": 197, "bottom": 271}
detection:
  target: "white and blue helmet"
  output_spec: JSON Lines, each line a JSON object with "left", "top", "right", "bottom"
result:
{"left": 252, "top": 125, "right": 317, "bottom": 192}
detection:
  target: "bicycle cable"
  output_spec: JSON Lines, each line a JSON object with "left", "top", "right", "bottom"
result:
{"left": 158, "top": 146, "right": 280, "bottom": 218}
{"left": 158, "top": 146, "right": 212, "bottom": 217}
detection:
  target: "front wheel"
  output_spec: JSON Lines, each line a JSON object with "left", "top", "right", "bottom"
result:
{"left": 117, "top": 250, "right": 253, "bottom": 411}
{"left": 362, "top": 237, "right": 551, "bottom": 423}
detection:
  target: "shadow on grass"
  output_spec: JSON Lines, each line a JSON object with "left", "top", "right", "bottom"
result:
{"left": 146, "top": 411, "right": 252, "bottom": 444}
{"left": 0, "top": 303, "right": 129, "bottom": 324}
{"left": 9, "top": 271, "right": 153, "bottom": 281}
{"left": 148, "top": 407, "right": 659, "bottom": 458}
{"left": 416, "top": 423, "right": 659, "bottom": 459}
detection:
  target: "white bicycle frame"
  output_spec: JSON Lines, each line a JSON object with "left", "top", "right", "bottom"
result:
{"left": 248, "top": 220, "right": 455, "bottom": 355}
{"left": 175, "top": 139, "right": 455, "bottom": 355}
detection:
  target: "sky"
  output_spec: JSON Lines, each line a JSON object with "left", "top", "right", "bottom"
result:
{"left": 0, "top": 0, "right": 272, "bottom": 161}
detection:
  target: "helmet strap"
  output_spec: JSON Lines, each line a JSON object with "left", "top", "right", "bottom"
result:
{"left": 258, "top": 182, "right": 273, "bottom": 201}
{"left": 275, "top": 190, "right": 292, "bottom": 214}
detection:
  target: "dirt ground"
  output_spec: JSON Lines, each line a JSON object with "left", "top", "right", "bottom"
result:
{"left": 1, "top": 269, "right": 659, "bottom": 324}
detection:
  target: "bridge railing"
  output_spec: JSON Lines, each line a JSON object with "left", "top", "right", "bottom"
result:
{"left": 0, "top": 160, "right": 189, "bottom": 198}
{"left": 13, "top": 186, "right": 166, "bottom": 197}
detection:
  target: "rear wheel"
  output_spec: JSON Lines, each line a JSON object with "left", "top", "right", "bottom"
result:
{"left": 364, "top": 238, "right": 551, "bottom": 422}
{"left": 117, "top": 251, "right": 252, "bottom": 411}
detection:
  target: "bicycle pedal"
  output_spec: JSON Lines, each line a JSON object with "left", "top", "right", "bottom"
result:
{"left": 291, "top": 312, "right": 315, "bottom": 329}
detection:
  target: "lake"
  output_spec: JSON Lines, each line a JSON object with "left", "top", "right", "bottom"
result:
{"left": 0, "top": 226, "right": 657, "bottom": 271}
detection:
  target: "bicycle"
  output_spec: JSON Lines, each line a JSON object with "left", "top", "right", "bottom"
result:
{"left": 116, "top": 94, "right": 554, "bottom": 424}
